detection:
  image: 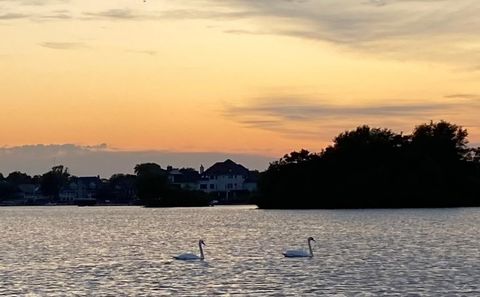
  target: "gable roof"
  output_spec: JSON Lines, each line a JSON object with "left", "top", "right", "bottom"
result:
{"left": 203, "top": 159, "right": 249, "bottom": 176}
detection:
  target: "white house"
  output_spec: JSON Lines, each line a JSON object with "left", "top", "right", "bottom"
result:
{"left": 199, "top": 159, "right": 257, "bottom": 196}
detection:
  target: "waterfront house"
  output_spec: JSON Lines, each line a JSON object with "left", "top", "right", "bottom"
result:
{"left": 166, "top": 167, "right": 201, "bottom": 190}
{"left": 199, "top": 159, "right": 257, "bottom": 201}
{"left": 59, "top": 176, "right": 101, "bottom": 203}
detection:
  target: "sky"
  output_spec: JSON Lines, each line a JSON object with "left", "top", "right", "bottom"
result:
{"left": 1, "top": 0, "right": 480, "bottom": 176}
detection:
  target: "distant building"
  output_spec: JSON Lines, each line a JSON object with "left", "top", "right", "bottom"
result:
{"left": 59, "top": 176, "right": 102, "bottom": 202}
{"left": 166, "top": 167, "right": 201, "bottom": 190}
{"left": 17, "top": 184, "right": 40, "bottom": 200}
{"left": 198, "top": 159, "right": 258, "bottom": 200}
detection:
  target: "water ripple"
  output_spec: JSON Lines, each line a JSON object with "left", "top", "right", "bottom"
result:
{"left": 0, "top": 206, "right": 479, "bottom": 296}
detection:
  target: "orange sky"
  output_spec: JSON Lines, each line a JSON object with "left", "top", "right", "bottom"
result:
{"left": 1, "top": 0, "right": 480, "bottom": 161}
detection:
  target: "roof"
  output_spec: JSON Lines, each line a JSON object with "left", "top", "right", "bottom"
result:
{"left": 203, "top": 159, "right": 249, "bottom": 176}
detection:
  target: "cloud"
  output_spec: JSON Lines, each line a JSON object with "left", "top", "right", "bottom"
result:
{"left": 39, "top": 42, "right": 87, "bottom": 50}
{"left": 126, "top": 49, "right": 157, "bottom": 56}
{"left": 83, "top": 9, "right": 139, "bottom": 20}
{"left": 227, "top": 96, "right": 451, "bottom": 121}
{"left": 4, "top": 0, "right": 479, "bottom": 69}
{"left": 220, "top": 0, "right": 479, "bottom": 41}
{"left": 0, "top": 13, "right": 28, "bottom": 19}
{"left": 82, "top": 8, "right": 259, "bottom": 21}
{"left": 0, "top": 144, "right": 273, "bottom": 177}
{"left": 445, "top": 94, "right": 480, "bottom": 100}
{"left": 224, "top": 95, "right": 476, "bottom": 139}
{"left": 39, "top": 12, "right": 72, "bottom": 20}
{"left": 0, "top": 0, "right": 69, "bottom": 6}
{"left": 216, "top": 0, "right": 480, "bottom": 66}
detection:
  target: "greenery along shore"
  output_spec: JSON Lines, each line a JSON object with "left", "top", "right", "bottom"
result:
{"left": 256, "top": 121, "right": 480, "bottom": 209}
{"left": 2, "top": 120, "right": 480, "bottom": 209}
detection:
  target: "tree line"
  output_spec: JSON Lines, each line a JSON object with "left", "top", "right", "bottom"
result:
{"left": 0, "top": 164, "right": 209, "bottom": 207}
{"left": 257, "top": 121, "right": 480, "bottom": 209}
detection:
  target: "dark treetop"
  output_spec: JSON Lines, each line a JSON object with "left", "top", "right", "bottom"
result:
{"left": 256, "top": 121, "right": 480, "bottom": 209}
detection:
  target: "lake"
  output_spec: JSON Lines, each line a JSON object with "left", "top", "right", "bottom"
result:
{"left": 0, "top": 206, "right": 479, "bottom": 296}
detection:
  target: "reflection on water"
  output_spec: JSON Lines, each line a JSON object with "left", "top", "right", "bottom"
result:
{"left": 0, "top": 206, "right": 479, "bottom": 296}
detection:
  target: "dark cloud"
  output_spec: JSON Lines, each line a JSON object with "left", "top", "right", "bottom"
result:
{"left": 0, "top": 144, "right": 273, "bottom": 177}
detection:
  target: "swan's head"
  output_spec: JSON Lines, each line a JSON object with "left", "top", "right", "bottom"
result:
{"left": 308, "top": 237, "right": 315, "bottom": 242}
{"left": 199, "top": 239, "right": 206, "bottom": 246}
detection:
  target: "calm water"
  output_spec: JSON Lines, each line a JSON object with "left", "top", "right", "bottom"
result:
{"left": 0, "top": 206, "right": 479, "bottom": 296}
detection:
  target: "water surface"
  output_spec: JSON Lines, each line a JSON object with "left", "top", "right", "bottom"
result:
{"left": 0, "top": 206, "right": 479, "bottom": 296}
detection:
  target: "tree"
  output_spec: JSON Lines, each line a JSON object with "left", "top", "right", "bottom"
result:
{"left": 0, "top": 181, "right": 16, "bottom": 200}
{"left": 256, "top": 121, "right": 480, "bottom": 209}
{"left": 411, "top": 120, "right": 469, "bottom": 162}
{"left": 40, "top": 165, "right": 70, "bottom": 200}
{"left": 278, "top": 149, "right": 319, "bottom": 165}
{"left": 105, "top": 174, "right": 137, "bottom": 203}
{"left": 6, "top": 171, "right": 32, "bottom": 186}
{"left": 134, "top": 163, "right": 168, "bottom": 206}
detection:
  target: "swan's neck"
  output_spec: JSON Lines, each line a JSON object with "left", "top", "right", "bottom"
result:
{"left": 308, "top": 240, "right": 313, "bottom": 257}
{"left": 199, "top": 242, "right": 205, "bottom": 260}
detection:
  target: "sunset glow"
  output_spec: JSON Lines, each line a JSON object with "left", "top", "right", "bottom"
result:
{"left": 2, "top": 0, "right": 480, "bottom": 174}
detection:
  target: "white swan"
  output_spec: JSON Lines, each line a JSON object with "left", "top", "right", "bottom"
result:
{"left": 283, "top": 237, "right": 315, "bottom": 258}
{"left": 173, "top": 239, "right": 206, "bottom": 261}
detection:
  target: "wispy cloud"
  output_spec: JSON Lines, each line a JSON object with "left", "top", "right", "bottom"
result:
{"left": 215, "top": 0, "right": 480, "bottom": 66}
{"left": 81, "top": 8, "right": 259, "bottom": 21}
{"left": 0, "top": 0, "right": 69, "bottom": 6}
{"left": 225, "top": 95, "right": 476, "bottom": 138}
{"left": 0, "top": 13, "right": 28, "bottom": 19}
{"left": 83, "top": 9, "right": 139, "bottom": 20}
{"left": 39, "top": 42, "right": 87, "bottom": 50}
{"left": 226, "top": 96, "right": 451, "bottom": 121}
{"left": 126, "top": 49, "right": 157, "bottom": 56}
{"left": 445, "top": 94, "right": 480, "bottom": 100}
{"left": 4, "top": 0, "right": 480, "bottom": 68}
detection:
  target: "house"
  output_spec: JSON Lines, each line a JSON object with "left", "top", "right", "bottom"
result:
{"left": 167, "top": 167, "right": 201, "bottom": 190}
{"left": 59, "top": 176, "right": 102, "bottom": 203}
{"left": 199, "top": 159, "right": 257, "bottom": 200}
{"left": 17, "top": 184, "right": 40, "bottom": 200}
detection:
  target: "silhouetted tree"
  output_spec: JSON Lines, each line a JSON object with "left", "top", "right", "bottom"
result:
{"left": 411, "top": 120, "right": 469, "bottom": 162}
{"left": 257, "top": 121, "right": 480, "bottom": 209}
{"left": 99, "top": 174, "right": 137, "bottom": 203}
{"left": 40, "top": 165, "right": 70, "bottom": 201}
{"left": 6, "top": 171, "right": 32, "bottom": 186}
{"left": 134, "top": 163, "right": 209, "bottom": 207}
{"left": 0, "top": 180, "right": 17, "bottom": 200}
{"left": 134, "top": 163, "right": 168, "bottom": 206}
